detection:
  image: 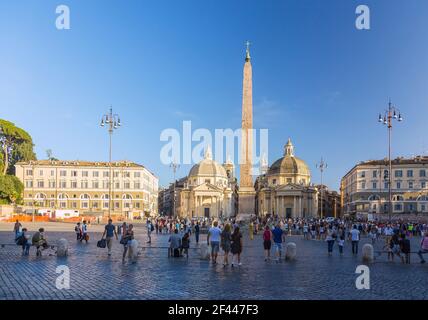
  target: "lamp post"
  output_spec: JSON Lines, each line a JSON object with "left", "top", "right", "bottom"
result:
{"left": 170, "top": 160, "right": 180, "bottom": 217}
{"left": 316, "top": 158, "right": 327, "bottom": 218}
{"left": 378, "top": 100, "right": 403, "bottom": 222}
{"left": 100, "top": 107, "right": 121, "bottom": 218}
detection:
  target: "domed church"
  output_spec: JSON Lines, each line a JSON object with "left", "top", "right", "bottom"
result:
{"left": 176, "top": 146, "right": 236, "bottom": 219}
{"left": 255, "top": 139, "right": 318, "bottom": 219}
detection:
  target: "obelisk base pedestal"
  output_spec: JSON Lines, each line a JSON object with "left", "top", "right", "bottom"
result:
{"left": 237, "top": 187, "right": 256, "bottom": 222}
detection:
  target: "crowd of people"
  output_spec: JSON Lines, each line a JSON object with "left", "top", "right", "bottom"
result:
{"left": 9, "top": 216, "right": 428, "bottom": 265}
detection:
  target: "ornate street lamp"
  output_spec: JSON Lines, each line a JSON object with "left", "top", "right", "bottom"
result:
{"left": 100, "top": 107, "right": 121, "bottom": 218}
{"left": 378, "top": 100, "right": 403, "bottom": 222}
{"left": 316, "top": 157, "right": 327, "bottom": 218}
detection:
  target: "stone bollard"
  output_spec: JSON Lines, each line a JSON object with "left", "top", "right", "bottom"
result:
{"left": 285, "top": 242, "right": 297, "bottom": 261}
{"left": 199, "top": 243, "right": 210, "bottom": 260}
{"left": 128, "top": 239, "right": 139, "bottom": 263}
{"left": 362, "top": 243, "right": 374, "bottom": 263}
{"left": 56, "top": 238, "right": 68, "bottom": 257}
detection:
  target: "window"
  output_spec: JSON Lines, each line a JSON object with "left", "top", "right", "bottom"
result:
{"left": 93, "top": 181, "right": 99, "bottom": 189}
{"left": 396, "top": 182, "right": 401, "bottom": 189}
{"left": 422, "top": 204, "right": 426, "bottom": 212}
{"left": 124, "top": 182, "right": 130, "bottom": 189}
{"left": 25, "top": 181, "right": 33, "bottom": 188}
{"left": 71, "top": 181, "right": 77, "bottom": 189}
{"left": 407, "top": 170, "right": 413, "bottom": 178}
{"left": 115, "top": 182, "right": 120, "bottom": 189}
{"left": 361, "top": 182, "right": 366, "bottom": 189}
{"left": 103, "top": 202, "right": 109, "bottom": 209}
{"left": 93, "top": 202, "right": 98, "bottom": 209}
{"left": 134, "top": 172, "right": 141, "bottom": 178}
{"left": 272, "top": 179, "right": 276, "bottom": 185}
{"left": 409, "top": 204, "right": 414, "bottom": 212}
{"left": 60, "top": 170, "right": 67, "bottom": 177}
{"left": 384, "top": 182, "right": 389, "bottom": 189}
{"left": 36, "top": 181, "right": 44, "bottom": 188}
{"left": 114, "top": 172, "right": 119, "bottom": 178}
{"left": 50, "top": 170, "right": 55, "bottom": 176}
{"left": 49, "top": 181, "right": 56, "bottom": 188}
{"left": 420, "top": 170, "right": 426, "bottom": 177}
{"left": 82, "top": 202, "right": 88, "bottom": 209}
{"left": 409, "top": 181, "right": 413, "bottom": 189}
{"left": 93, "top": 171, "right": 99, "bottom": 177}
{"left": 26, "top": 169, "right": 33, "bottom": 176}
{"left": 39, "top": 170, "right": 44, "bottom": 176}
{"left": 71, "top": 170, "right": 78, "bottom": 177}
{"left": 384, "top": 170, "right": 389, "bottom": 179}
{"left": 72, "top": 202, "right": 77, "bottom": 209}
{"left": 103, "top": 171, "right": 109, "bottom": 178}
{"left": 394, "top": 204, "right": 402, "bottom": 211}
{"left": 134, "top": 182, "right": 140, "bottom": 189}
{"left": 373, "top": 170, "right": 377, "bottom": 178}
{"left": 372, "top": 182, "right": 377, "bottom": 189}
{"left": 60, "top": 181, "right": 67, "bottom": 188}
{"left": 361, "top": 171, "right": 366, "bottom": 178}
{"left": 115, "top": 202, "right": 120, "bottom": 209}
{"left": 81, "top": 181, "right": 88, "bottom": 189}
{"left": 135, "top": 202, "right": 140, "bottom": 209}
{"left": 102, "top": 181, "right": 109, "bottom": 189}
{"left": 422, "top": 182, "right": 426, "bottom": 189}
{"left": 395, "top": 170, "right": 403, "bottom": 178}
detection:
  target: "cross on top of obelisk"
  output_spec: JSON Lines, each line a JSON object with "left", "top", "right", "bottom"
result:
{"left": 245, "top": 40, "right": 251, "bottom": 61}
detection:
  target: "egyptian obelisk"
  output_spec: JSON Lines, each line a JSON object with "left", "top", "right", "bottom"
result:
{"left": 237, "top": 41, "right": 256, "bottom": 220}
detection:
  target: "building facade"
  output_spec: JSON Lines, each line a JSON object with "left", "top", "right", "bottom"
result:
{"left": 255, "top": 139, "right": 318, "bottom": 219}
{"left": 341, "top": 156, "right": 428, "bottom": 219}
{"left": 316, "top": 184, "right": 341, "bottom": 218}
{"left": 15, "top": 160, "right": 158, "bottom": 218}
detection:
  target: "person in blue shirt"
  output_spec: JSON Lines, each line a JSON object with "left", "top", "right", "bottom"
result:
{"left": 272, "top": 224, "right": 286, "bottom": 262}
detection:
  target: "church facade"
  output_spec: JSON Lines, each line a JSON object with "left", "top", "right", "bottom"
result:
{"left": 174, "top": 146, "right": 237, "bottom": 219}
{"left": 255, "top": 139, "right": 318, "bottom": 219}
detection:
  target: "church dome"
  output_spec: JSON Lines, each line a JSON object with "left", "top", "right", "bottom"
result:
{"left": 188, "top": 146, "right": 227, "bottom": 178}
{"left": 267, "top": 139, "right": 310, "bottom": 177}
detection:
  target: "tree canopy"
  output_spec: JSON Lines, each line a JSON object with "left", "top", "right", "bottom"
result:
{"left": 0, "top": 119, "right": 36, "bottom": 175}
{"left": 0, "top": 174, "right": 24, "bottom": 204}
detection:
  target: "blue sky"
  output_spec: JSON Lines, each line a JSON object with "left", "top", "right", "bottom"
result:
{"left": 1, "top": 0, "right": 428, "bottom": 190}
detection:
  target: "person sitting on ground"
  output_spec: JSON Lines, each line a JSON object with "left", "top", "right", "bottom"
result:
{"left": 32, "top": 228, "right": 48, "bottom": 255}
{"left": 181, "top": 231, "right": 190, "bottom": 258}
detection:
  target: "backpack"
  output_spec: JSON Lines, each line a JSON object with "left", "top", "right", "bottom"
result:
{"left": 15, "top": 234, "right": 25, "bottom": 246}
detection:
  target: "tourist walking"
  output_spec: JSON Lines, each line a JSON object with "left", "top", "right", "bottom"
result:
{"left": 147, "top": 220, "right": 153, "bottom": 244}
{"left": 207, "top": 221, "right": 222, "bottom": 264}
{"left": 80, "top": 220, "right": 89, "bottom": 243}
{"left": 75, "top": 222, "right": 82, "bottom": 241}
{"left": 16, "top": 228, "right": 31, "bottom": 256}
{"left": 231, "top": 226, "right": 243, "bottom": 267}
{"left": 195, "top": 222, "right": 200, "bottom": 244}
{"left": 221, "top": 223, "right": 232, "bottom": 266}
{"left": 13, "top": 220, "right": 22, "bottom": 239}
{"left": 326, "top": 225, "right": 335, "bottom": 256}
{"left": 338, "top": 235, "right": 345, "bottom": 255}
{"left": 102, "top": 219, "right": 118, "bottom": 256}
{"left": 168, "top": 229, "right": 182, "bottom": 257}
{"left": 350, "top": 225, "right": 360, "bottom": 255}
{"left": 121, "top": 224, "right": 134, "bottom": 262}
{"left": 181, "top": 232, "right": 190, "bottom": 258}
{"left": 417, "top": 231, "right": 428, "bottom": 264}
{"left": 272, "top": 224, "right": 286, "bottom": 262}
{"left": 400, "top": 233, "right": 411, "bottom": 264}
{"left": 263, "top": 225, "right": 272, "bottom": 261}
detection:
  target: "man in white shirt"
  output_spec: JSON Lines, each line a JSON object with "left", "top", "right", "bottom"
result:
{"left": 207, "top": 221, "right": 222, "bottom": 264}
{"left": 350, "top": 225, "right": 360, "bottom": 255}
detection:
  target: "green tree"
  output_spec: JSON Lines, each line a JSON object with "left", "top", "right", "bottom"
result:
{"left": 0, "top": 175, "right": 24, "bottom": 204}
{"left": 0, "top": 119, "right": 36, "bottom": 175}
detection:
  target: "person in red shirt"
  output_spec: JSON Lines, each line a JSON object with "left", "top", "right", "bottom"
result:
{"left": 263, "top": 225, "right": 272, "bottom": 261}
